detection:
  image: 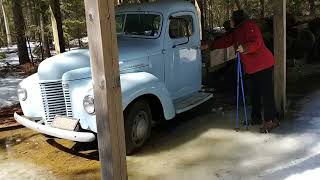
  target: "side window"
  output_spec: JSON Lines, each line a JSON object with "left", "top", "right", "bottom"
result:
{"left": 169, "top": 15, "right": 193, "bottom": 39}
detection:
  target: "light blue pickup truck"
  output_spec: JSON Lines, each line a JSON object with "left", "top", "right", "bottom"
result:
{"left": 14, "top": 1, "right": 212, "bottom": 154}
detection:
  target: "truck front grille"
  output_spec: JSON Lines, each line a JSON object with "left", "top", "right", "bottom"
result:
{"left": 40, "top": 80, "right": 72, "bottom": 124}
{"left": 62, "top": 82, "right": 73, "bottom": 117}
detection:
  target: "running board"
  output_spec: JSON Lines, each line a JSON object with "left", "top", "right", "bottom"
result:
{"left": 174, "top": 92, "right": 213, "bottom": 114}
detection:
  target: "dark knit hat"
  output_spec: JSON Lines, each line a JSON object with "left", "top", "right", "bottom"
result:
{"left": 231, "top": 10, "right": 249, "bottom": 26}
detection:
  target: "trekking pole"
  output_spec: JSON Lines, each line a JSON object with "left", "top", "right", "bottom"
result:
{"left": 238, "top": 52, "right": 249, "bottom": 130}
{"left": 236, "top": 53, "right": 240, "bottom": 131}
{"left": 235, "top": 52, "right": 249, "bottom": 130}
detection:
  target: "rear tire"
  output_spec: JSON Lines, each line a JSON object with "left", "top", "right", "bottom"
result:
{"left": 124, "top": 99, "right": 152, "bottom": 155}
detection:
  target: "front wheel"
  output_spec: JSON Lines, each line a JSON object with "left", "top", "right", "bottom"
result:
{"left": 124, "top": 99, "right": 152, "bottom": 155}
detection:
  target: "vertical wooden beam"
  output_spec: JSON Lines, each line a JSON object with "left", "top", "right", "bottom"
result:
{"left": 273, "top": 0, "right": 286, "bottom": 118}
{"left": 194, "top": 0, "right": 202, "bottom": 40}
{"left": 84, "top": 0, "right": 127, "bottom": 180}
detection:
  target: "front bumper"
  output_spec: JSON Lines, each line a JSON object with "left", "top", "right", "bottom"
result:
{"left": 14, "top": 113, "right": 96, "bottom": 142}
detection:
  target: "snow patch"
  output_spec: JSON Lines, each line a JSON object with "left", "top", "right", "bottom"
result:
{"left": 0, "top": 77, "right": 22, "bottom": 108}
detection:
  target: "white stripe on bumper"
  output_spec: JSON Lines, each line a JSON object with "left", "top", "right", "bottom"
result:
{"left": 14, "top": 112, "right": 96, "bottom": 142}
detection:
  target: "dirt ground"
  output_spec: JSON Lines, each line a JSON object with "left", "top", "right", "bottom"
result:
{"left": 1, "top": 63, "right": 320, "bottom": 180}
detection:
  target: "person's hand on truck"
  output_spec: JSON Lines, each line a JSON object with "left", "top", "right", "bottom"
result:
{"left": 236, "top": 44, "right": 245, "bottom": 53}
{"left": 201, "top": 40, "right": 209, "bottom": 50}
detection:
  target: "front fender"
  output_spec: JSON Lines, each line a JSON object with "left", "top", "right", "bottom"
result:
{"left": 67, "top": 71, "right": 175, "bottom": 133}
{"left": 121, "top": 72, "right": 175, "bottom": 120}
{"left": 18, "top": 73, "right": 45, "bottom": 118}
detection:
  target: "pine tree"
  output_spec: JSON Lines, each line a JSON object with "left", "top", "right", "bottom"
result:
{"left": 12, "top": 0, "right": 30, "bottom": 64}
{"left": 0, "top": 0, "right": 12, "bottom": 46}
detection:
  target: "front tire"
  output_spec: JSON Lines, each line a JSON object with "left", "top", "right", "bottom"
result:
{"left": 124, "top": 99, "right": 152, "bottom": 155}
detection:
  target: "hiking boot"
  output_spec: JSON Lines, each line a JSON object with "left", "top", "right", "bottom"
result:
{"left": 260, "top": 120, "right": 280, "bottom": 133}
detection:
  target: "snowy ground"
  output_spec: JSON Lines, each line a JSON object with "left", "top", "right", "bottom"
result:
{"left": 0, "top": 42, "right": 84, "bottom": 108}
{"left": 1, "top": 83, "right": 320, "bottom": 179}
{"left": 0, "top": 77, "right": 22, "bottom": 108}
{"left": 0, "top": 45, "right": 28, "bottom": 108}
{"left": 0, "top": 160, "right": 56, "bottom": 180}
{"left": 0, "top": 42, "right": 54, "bottom": 67}
{"left": 0, "top": 39, "right": 85, "bottom": 68}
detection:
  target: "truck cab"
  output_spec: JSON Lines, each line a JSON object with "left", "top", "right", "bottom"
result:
{"left": 15, "top": 1, "right": 212, "bottom": 154}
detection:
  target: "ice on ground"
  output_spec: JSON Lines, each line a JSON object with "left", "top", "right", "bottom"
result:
{"left": 0, "top": 77, "right": 22, "bottom": 108}
{"left": 0, "top": 43, "right": 39, "bottom": 67}
{"left": 0, "top": 41, "right": 84, "bottom": 107}
{"left": 1, "top": 42, "right": 82, "bottom": 67}
{"left": 0, "top": 160, "right": 56, "bottom": 180}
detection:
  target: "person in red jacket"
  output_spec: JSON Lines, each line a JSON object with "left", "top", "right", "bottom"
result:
{"left": 203, "top": 10, "right": 279, "bottom": 133}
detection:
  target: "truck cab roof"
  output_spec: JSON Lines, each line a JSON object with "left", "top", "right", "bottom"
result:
{"left": 116, "top": 1, "right": 196, "bottom": 16}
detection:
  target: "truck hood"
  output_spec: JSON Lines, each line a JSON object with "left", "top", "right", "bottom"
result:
{"left": 38, "top": 38, "right": 160, "bottom": 81}
{"left": 117, "top": 38, "right": 157, "bottom": 61}
{"left": 37, "top": 49, "right": 91, "bottom": 81}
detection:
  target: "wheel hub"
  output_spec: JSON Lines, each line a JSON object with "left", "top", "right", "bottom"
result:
{"left": 132, "top": 111, "right": 148, "bottom": 145}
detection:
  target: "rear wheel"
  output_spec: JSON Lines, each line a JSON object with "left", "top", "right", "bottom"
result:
{"left": 124, "top": 99, "right": 152, "bottom": 155}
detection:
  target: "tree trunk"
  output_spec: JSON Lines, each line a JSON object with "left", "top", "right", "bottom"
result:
{"left": 234, "top": 0, "right": 242, "bottom": 10}
{"left": 260, "top": 0, "right": 265, "bottom": 18}
{"left": 26, "top": 0, "right": 35, "bottom": 40}
{"left": 0, "top": 0, "right": 12, "bottom": 46}
{"left": 308, "top": 0, "right": 315, "bottom": 16}
{"left": 32, "top": 0, "right": 39, "bottom": 29}
{"left": 243, "top": 0, "right": 248, "bottom": 7}
{"left": 49, "top": 0, "right": 65, "bottom": 54}
{"left": 40, "top": 13, "right": 51, "bottom": 58}
{"left": 12, "top": 0, "right": 30, "bottom": 64}
{"left": 226, "top": 0, "right": 230, "bottom": 19}
{"left": 0, "top": 8, "right": 4, "bottom": 35}
{"left": 200, "top": 0, "right": 205, "bottom": 33}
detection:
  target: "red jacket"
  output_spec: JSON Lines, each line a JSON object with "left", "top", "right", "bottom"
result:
{"left": 211, "top": 20, "right": 275, "bottom": 74}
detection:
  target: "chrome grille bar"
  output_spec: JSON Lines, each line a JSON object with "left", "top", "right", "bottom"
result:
{"left": 40, "top": 80, "right": 69, "bottom": 124}
{"left": 62, "top": 82, "right": 73, "bottom": 117}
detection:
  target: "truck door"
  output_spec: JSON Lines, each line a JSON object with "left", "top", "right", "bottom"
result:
{"left": 164, "top": 12, "right": 202, "bottom": 99}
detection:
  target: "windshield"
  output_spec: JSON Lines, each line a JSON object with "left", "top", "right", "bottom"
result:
{"left": 116, "top": 13, "right": 161, "bottom": 38}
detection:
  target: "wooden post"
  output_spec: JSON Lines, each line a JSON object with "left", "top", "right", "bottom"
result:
{"left": 84, "top": 0, "right": 127, "bottom": 180}
{"left": 194, "top": 0, "right": 202, "bottom": 40}
{"left": 273, "top": 0, "right": 286, "bottom": 118}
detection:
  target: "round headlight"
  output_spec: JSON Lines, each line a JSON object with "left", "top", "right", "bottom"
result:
{"left": 83, "top": 95, "right": 95, "bottom": 115}
{"left": 17, "top": 87, "right": 27, "bottom": 101}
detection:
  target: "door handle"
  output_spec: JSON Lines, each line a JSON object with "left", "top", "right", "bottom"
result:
{"left": 162, "top": 49, "right": 167, "bottom": 54}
